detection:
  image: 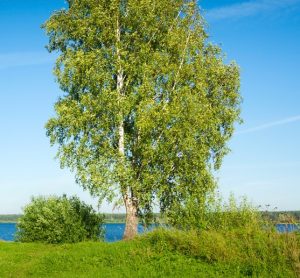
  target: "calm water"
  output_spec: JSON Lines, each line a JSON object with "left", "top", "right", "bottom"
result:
{"left": 0, "top": 223, "right": 146, "bottom": 242}
{"left": 0, "top": 223, "right": 298, "bottom": 242}
{"left": 0, "top": 223, "right": 16, "bottom": 241}
{"left": 276, "top": 223, "right": 299, "bottom": 233}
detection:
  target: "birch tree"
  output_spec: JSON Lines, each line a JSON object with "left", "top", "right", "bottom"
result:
{"left": 44, "top": 0, "right": 241, "bottom": 239}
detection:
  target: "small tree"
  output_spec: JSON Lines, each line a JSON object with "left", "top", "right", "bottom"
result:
{"left": 16, "top": 195, "right": 104, "bottom": 243}
{"left": 44, "top": 0, "right": 241, "bottom": 239}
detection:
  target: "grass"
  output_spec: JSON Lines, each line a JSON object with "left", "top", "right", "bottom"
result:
{"left": 0, "top": 228, "right": 299, "bottom": 278}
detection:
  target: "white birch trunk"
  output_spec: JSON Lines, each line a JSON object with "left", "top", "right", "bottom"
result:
{"left": 116, "top": 16, "right": 138, "bottom": 240}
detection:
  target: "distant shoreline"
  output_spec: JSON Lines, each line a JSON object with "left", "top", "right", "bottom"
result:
{"left": 0, "top": 221, "right": 127, "bottom": 224}
{"left": 1, "top": 211, "right": 300, "bottom": 225}
{"left": 0, "top": 214, "right": 129, "bottom": 224}
{"left": 0, "top": 213, "right": 163, "bottom": 224}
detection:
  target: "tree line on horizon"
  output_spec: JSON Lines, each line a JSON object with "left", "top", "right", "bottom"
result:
{"left": 1, "top": 211, "right": 300, "bottom": 224}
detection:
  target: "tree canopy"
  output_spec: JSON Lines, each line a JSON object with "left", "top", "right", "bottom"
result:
{"left": 44, "top": 0, "right": 241, "bottom": 238}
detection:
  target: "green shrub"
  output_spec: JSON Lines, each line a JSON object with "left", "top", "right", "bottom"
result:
{"left": 16, "top": 195, "right": 104, "bottom": 243}
{"left": 157, "top": 192, "right": 300, "bottom": 276}
{"left": 141, "top": 228, "right": 300, "bottom": 277}
{"left": 204, "top": 193, "right": 267, "bottom": 232}
{"left": 168, "top": 192, "right": 268, "bottom": 233}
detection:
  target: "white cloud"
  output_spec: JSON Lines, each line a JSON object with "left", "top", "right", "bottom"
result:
{"left": 0, "top": 51, "right": 55, "bottom": 70}
{"left": 205, "top": 0, "right": 300, "bottom": 21}
{"left": 237, "top": 115, "right": 300, "bottom": 134}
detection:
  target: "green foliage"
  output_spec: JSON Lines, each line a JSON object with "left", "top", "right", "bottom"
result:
{"left": 167, "top": 192, "right": 266, "bottom": 232}
{"left": 142, "top": 228, "right": 300, "bottom": 277}
{"left": 277, "top": 212, "right": 298, "bottom": 224}
{"left": 160, "top": 193, "right": 300, "bottom": 276}
{"left": 0, "top": 229, "right": 299, "bottom": 277}
{"left": 2, "top": 211, "right": 300, "bottom": 224}
{"left": 43, "top": 0, "right": 241, "bottom": 220}
{"left": 263, "top": 211, "right": 300, "bottom": 223}
{"left": 16, "top": 195, "right": 104, "bottom": 244}
{"left": 203, "top": 193, "right": 267, "bottom": 231}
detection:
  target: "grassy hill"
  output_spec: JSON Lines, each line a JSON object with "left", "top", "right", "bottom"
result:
{"left": 0, "top": 228, "right": 299, "bottom": 277}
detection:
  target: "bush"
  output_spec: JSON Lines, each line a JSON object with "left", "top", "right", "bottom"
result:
{"left": 167, "top": 192, "right": 268, "bottom": 233}
{"left": 141, "top": 228, "right": 300, "bottom": 277}
{"left": 203, "top": 193, "right": 267, "bottom": 232}
{"left": 16, "top": 195, "right": 104, "bottom": 243}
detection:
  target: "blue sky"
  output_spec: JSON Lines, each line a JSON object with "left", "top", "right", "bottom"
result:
{"left": 0, "top": 0, "right": 299, "bottom": 213}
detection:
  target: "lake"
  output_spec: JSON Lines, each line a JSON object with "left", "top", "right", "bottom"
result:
{"left": 0, "top": 223, "right": 298, "bottom": 242}
{"left": 0, "top": 223, "right": 146, "bottom": 242}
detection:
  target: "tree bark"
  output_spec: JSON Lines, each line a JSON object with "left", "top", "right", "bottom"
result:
{"left": 123, "top": 196, "right": 139, "bottom": 240}
{"left": 116, "top": 14, "right": 139, "bottom": 240}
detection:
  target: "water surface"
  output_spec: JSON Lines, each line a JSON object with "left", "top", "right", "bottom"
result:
{"left": 0, "top": 223, "right": 298, "bottom": 242}
{"left": 0, "top": 223, "right": 146, "bottom": 242}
